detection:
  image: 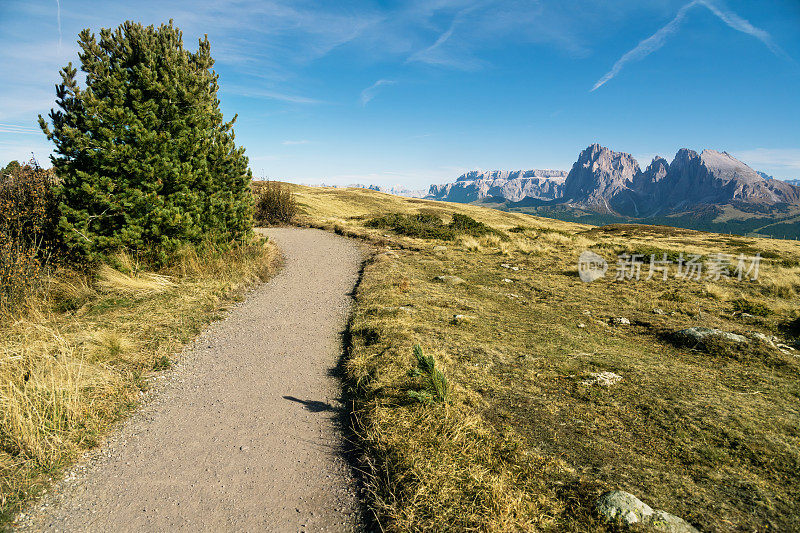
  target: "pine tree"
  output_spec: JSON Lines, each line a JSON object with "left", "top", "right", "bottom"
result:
{"left": 39, "top": 20, "right": 252, "bottom": 262}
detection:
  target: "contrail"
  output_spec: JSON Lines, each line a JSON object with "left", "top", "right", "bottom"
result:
{"left": 592, "top": 0, "right": 791, "bottom": 92}
{"left": 55, "top": 0, "right": 62, "bottom": 50}
{"left": 359, "top": 79, "right": 395, "bottom": 106}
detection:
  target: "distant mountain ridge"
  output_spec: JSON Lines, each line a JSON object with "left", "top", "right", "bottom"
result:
{"left": 428, "top": 169, "right": 567, "bottom": 202}
{"left": 427, "top": 144, "right": 800, "bottom": 218}
{"left": 560, "top": 144, "right": 800, "bottom": 217}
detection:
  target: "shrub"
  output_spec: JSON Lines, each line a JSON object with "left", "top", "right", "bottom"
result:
{"left": 448, "top": 213, "right": 494, "bottom": 237}
{"left": 366, "top": 213, "right": 456, "bottom": 240}
{"left": 0, "top": 159, "right": 59, "bottom": 311}
{"left": 366, "top": 212, "right": 502, "bottom": 241}
{"left": 39, "top": 21, "right": 252, "bottom": 263}
{"left": 731, "top": 298, "right": 772, "bottom": 317}
{"left": 253, "top": 181, "right": 298, "bottom": 225}
{"left": 615, "top": 246, "right": 684, "bottom": 263}
{"left": 407, "top": 344, "right": 449, "bottom": 404}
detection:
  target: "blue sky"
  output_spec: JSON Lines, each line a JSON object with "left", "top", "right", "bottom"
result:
{"left": 1, "top": 0, "right": 799, "bottom": 188}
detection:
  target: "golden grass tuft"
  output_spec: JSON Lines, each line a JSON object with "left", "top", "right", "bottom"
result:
{"left": 459, "top": 235, "right": 482, "bottom": 252}
{"left": 96, "top": 265, "right": 176, "bottom": 296}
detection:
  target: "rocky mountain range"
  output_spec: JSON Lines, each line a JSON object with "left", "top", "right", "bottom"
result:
{"left": 427, "top": 169, "right": 567, "bottom": 202}
{"left": 426, "top": 144, "right": 800, "bottom": 218}
{"left": 366, "top": 184, "right": 428, "bottom": 198}
{"left": 560, "top": 144, "right": 800, "bottom": 217}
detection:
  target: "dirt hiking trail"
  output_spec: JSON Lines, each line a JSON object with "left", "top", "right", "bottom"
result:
{"left": 21, "top": 228, "right": 366, "bottom": 532}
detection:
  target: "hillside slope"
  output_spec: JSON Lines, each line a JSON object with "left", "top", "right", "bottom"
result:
{"left": 289, "top": 184, "right": 800, "bottom": 532}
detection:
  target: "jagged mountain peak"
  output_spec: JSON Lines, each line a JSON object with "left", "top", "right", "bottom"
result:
{"left": 562, "top": 144, "right": 641, "bottom": 212}
{"left": 424, "top": 143, "right": 800, "bottom": 216}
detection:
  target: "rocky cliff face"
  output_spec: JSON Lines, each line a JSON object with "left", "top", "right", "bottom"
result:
{"left": 561, "top": 143, "right": 642, "bottom": 214}
{"left": 428, "top": 169, "right": 567, "bottom": 202}
{"left": 560, "top": 144, "right": 800, "bottom": 216}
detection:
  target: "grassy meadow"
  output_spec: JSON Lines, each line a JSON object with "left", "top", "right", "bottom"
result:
{"left": 290, "top": 184, "right": 800, "bottom": 532}
{"left": 0, "top": 240, "right": 278, "bottom": 522}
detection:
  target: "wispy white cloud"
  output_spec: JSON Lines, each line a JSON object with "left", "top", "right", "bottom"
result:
{"left": 281, "top": 139, "right": 310, "bottom": 146}
{"left": 591, "top": 1, "right": 696, "bottom": 91}
{"left": 55, "top": 0, "right": 62, "bottom": 50}
{"left": 359, "top": 79, "right": 396, "bottom": 106}
{"left": 406, "top": 6, "right": 484, "bottom": 70}
{"left": 699, "top": 0, "right": 791, "bottom": 60}
{"left": 732, "top": 148, "right": 800, "bottom": 174}
{"left": 592, "top": 0, "right": 792, "bottom": 91}
{"left": 0, "top": 123, "right": 42, "bottom": 135}
{"left": 227, "top": 86, "right": 322, "bottom": 105}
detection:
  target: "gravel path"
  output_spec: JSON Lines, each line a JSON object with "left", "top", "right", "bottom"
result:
{"left": 20, "top": 228, "right": 366, "bottom": 532}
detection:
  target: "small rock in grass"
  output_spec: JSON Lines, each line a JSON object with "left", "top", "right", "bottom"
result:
{"left": 581, "top": 371, "right": 622, "bottom": 386}
{"left": 433, "top": 275, "right": 466, "bottom": 285}
{"left": 596, "top": 491, "right": 698, "bottom": 532}
{"left": 675, "top": 327, "right": 747, "bottom": 345}
{"left": 749, "top": 332, "right": 778, "bottom": 345}
{"left": 612, "top": 317, "right": 631, "bottom": 326}
{"left": 577, "top": 323, "right": 586, "bottom": 329}
{"left": 452, "top": 314, "right": 470, "bottom": 324}
{"left": 433, "top": 245, "right": 447, "bottom": 253}
{"left": 776, "top": 343, "right": 797, "bottom": 355}
{"left": 583, "top": 310, "right": 592, "bottom": 316}
{"left": 648, "top": 509, "right": 700, "bottom": 532}
{"left": 653, "top": 308, "right": 665, "bottom": 315}
{"left": 596, "top": 491, "right": 653, "bottom": 525}
{"left": 502, "top": 278, "right": 513, "bottom": 283}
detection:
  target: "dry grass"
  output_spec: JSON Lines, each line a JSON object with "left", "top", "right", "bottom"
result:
{"left": 0, "top": 237, "right": 278, "bottom": 522}
{"left": 289, "top": 183, "right": 800, "bottom": 532}
{"left": 459, "top": 235, "right": 482, "bottom": 252}
{"left": 96, "top": 264, "right": 176, "bottom": 296}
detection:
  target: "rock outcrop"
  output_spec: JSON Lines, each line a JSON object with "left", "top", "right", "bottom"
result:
{"left": 561, "top": 143, "right": 642, "bottom": 214}
{"left": 559, "top": 145, "right": 800, "bottom": 216}
{"left": 427, "top": 169, "right": 567, "bottom": 202}
{"left": 596, "top": 491, "right": 698, "bottom": 532}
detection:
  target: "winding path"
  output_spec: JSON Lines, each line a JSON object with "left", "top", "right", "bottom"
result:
{"left": 23, "top": 228, "right": 365, "bottom": 532}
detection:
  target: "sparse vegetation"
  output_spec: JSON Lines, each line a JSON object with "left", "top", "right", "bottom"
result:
{"left": 289, "top": 183, "right": 800, "bottom": 532}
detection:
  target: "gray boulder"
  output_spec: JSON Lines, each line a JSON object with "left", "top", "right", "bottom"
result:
{"left": 675, "top": 327, "right": 747, "bottom": 346}
{"left": 596, "top": 491, "right": 653, "bottom": 525}
{"left": 597, "top": 491, "right": 698, "bottom": 532}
